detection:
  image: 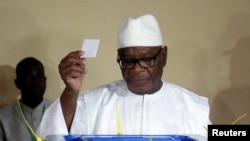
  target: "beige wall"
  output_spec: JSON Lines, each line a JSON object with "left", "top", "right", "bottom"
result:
{"left": 1, "top": 0, "right": 250, "bottom": 124}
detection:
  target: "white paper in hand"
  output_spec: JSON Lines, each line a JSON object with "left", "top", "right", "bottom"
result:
{"left": 81, "top": 39, "right": 100, "bottom": 58}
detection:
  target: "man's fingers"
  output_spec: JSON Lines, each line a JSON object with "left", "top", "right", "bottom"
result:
{"left": 58, "top": 50, "right": 87, "bottom": 87}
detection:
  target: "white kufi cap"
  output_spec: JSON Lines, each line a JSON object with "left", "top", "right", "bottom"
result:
{"left": 117, "top": 14, "right": 163, "bottom": 49}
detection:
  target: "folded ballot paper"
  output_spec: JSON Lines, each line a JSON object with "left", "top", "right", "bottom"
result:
{"left": 81, "top": 39, "right": 100, "bottom": 58}
{"left": 46, "top": 134, "right": 207, "bottom": 141}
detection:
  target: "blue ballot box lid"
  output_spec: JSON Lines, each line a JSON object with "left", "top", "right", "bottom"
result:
{"left": 46, "top": 135, "right": 206, "bottom": 141}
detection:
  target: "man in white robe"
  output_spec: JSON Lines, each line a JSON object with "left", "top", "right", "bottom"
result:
{"left": 37, "top": 14, "right": 211, "bottom": 140}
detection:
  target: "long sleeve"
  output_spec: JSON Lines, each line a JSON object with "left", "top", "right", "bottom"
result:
{"left": 36, "top": 98, "right": 68, "bottom": 139}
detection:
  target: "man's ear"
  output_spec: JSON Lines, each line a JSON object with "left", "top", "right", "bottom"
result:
{"left": 162, "top": 46, "right": 168, "bottom": 67}
{"left": 15, "top": 78, "right": 21, "bottom": 89}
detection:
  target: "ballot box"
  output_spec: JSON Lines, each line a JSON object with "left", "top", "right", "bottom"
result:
{"left": 46, "top": 134, "right": 206, "bottom": 141}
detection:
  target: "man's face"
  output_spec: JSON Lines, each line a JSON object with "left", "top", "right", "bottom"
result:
{"left": 16, "top": 63, "right": 46, "bottom": 101}
{"left": 117, "top": 46, "right": 167, "bottom": 94}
